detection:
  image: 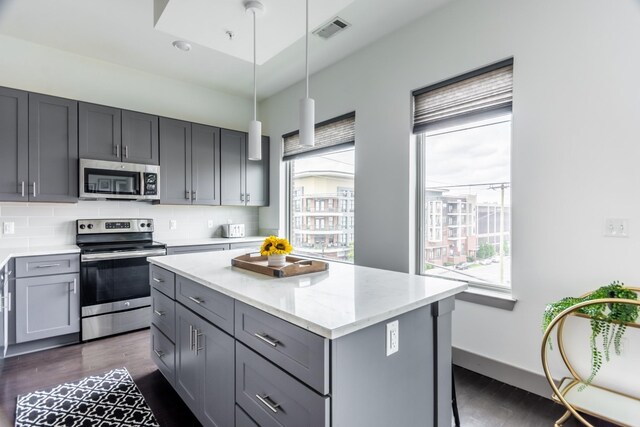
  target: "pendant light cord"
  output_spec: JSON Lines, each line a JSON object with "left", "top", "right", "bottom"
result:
{"left": 305, "top": 0, "right": 309, "bottom": 99}
{"left": 253, "top": 9, "right": 257, "bottom": 121}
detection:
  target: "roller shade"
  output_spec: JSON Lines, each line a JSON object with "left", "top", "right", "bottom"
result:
{"left": 413, "top": 59, "right": 513, "bottom": 133}
{"left": 283, "top": 112, "right": 355, "bottom": 161}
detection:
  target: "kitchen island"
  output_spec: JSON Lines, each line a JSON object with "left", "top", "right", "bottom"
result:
{"left": 147, "top": 250, "right": 466, "bottom": 427}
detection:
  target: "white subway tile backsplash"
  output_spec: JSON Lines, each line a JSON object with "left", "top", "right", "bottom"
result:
{"left": 0, "top": 200, "right": 259, "bottom": 249}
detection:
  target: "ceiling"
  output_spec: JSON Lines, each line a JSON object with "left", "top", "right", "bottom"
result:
{"left": 0, "top": 0, "right": 450, "bottom": 99}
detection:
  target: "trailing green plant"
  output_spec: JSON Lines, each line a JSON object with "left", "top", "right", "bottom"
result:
{"left": 542, "top": 281, "right": 638, "bottom": 388}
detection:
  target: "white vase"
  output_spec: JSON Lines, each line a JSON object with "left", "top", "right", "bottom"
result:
{"left": 267, "top": 254, "right": 287, "bottom": 267}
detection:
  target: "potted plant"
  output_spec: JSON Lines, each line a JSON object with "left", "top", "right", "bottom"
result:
{"left": 260, "top": 236, "right": 293, "bottom": 267}
{"left": 542, "top": 281, "right": 638, "bottom": 387}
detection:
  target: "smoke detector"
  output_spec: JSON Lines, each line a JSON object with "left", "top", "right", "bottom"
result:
{"left": 313, "top": 16, "right": 350, "bottom": 40}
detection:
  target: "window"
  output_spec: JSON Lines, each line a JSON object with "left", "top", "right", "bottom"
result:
{"left": 284, "top": 113, "right": 356, "bottom": 263}
{"left": 415, "top": 60, "right": 513, "bottom": 290}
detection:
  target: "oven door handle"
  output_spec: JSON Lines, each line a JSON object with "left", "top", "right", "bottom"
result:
{"left": 81, "top": 249, "right": 166, "bottom": 262}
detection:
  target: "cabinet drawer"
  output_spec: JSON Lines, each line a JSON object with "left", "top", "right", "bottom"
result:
{"left": 235, "top": 301, "right": 329, "bottom": 395}
{"left": 151, "top": 324, "right": 175, "bottom": 386}
{"left": 229, "top": 242, "right": 260, "bottom": 251}
{"left": 236, "top": 343, "right": 330, "bottom": 427}
{"left": 15, "top": 254, "right": 79, "bottom": 278}
{"left": 151, "top": 288, "right": 175, "bottom": 342}
{"left": 176, "top": 275, "right": 234, "bottom": 334}
{"left": 150, "top": 265, "right": 175, "bottom": 298}
{"left": 236, "top": 405, "right": 259, "bottom": 427}
{"left": 166, "top": 244, "right": 228, "bottom": 255}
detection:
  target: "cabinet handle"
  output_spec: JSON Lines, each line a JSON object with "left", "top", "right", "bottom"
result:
{"left": 115, "top": 145, "right": 120, "bottom": 158}
{"left": 153, "top": 349, "right": 165, "bottom": 358}
{"left": 195, "top": 330, "right": 204, "bottom": 355}
{"left": 154, "top": 310, "right": 165, "bottom": 317}
{"left": 188, "top": 296, "right": 204, "bottom": 305}
{"left": 240, "top": 193, "right": 244, "bottom": 202}
{"left": 20, "top": 181, "right": 25, "bottom": 197}
{"left": 247, "top": 193, "right": 251, "bottom": 202}
{"left": 185, "top": 190, "right": 191, "bottom": 200}
{"left": 124, "top": 145, "right": 129, "bottom": 158}
{"left": 255, "top": 394, "right": 281, "bottom": 413}
{"left": 192, "top": 191, "right": 197, "bottom": 201}
{"left": 32, "top": 182, "right": 36, "bottom": 198}
{"left": 254, "top": 333, "right": 280, "bottom": 347}
{"left": 72, "top": 278, "right": 77, "bottom": 294}
{"left": 152, "top": 277, "right": 164, "bottom": 283}
{"left": 35, "top": 264, "right": 61, "bottom": 269}
{"left": 6, "top": 292, "right": 11, "bottom": 312}
{"left": 189, "top": 324, "right": 195, "bottom": 351}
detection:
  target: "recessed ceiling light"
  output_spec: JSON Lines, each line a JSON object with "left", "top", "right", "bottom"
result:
{"left": 172, "top": 40, "right": 191, "bottom": 51}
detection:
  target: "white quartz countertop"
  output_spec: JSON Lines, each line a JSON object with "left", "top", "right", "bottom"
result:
{"left": 158, "top": 236, "right": 266, "bottom": 248}
{"left": 0, "top": 245, "right": 80, "bottom": 270}
{"left": 148, "top": 250, "right": 467, "bottom": 339}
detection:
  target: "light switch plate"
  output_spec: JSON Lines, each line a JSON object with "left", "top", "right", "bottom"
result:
{"left": 3, "top": 222, "right": 15, "bottom": 235}
{"left": 169, "top": 220, "right": 177, "bottom": 230}
{"left": 386, "top": 320, "right": 399, "bottom": 356}
{"left": 604, "top": 218, "right": 629, "bottom": 237}
{"left": 207, "top": 220, "right": 214, "bottom": 228}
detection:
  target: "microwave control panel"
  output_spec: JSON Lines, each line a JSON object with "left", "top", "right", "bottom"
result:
{"left": 144, "top": 173, "right": 158, "bottom": 196}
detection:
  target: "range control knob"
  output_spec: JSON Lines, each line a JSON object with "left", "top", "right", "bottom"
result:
{"left": 79, "top": 224, "right": 86, "bottom": 230}
{"left": 87, "top": 224, "right": 94, "bottom": 230}
{"left": 140, "top": 223, "right": 146, "bottom": 228}
{"left": 146, "top": 223, "right": 152, "bottom": 228}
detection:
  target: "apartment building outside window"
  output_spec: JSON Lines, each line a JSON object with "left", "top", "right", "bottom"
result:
{"left": 414, "top": 59, "right": 513, "bottom": 290}
{"left": 284, "top": 113, "right": 356, "bottom": 263}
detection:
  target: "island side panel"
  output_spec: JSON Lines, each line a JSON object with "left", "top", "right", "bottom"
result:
{"left": 433, "top": 297, "right": 455, "bottom": 427}
{"left": 331, "top": 304, "right": 435, "bottom": 427}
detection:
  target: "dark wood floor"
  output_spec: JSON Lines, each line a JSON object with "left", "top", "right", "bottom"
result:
{"left": 0, "top": 330, "right": 614, "bottom": 427}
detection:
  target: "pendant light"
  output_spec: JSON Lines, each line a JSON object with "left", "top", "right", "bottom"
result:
{"left": 246, "top": 1, "right": 264, "bottom": 160}
{"left": 299, "top": 0, "right": 315, "bottom": 147}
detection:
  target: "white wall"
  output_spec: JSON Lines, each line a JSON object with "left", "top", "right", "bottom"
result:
{"left": 260, "top": 0, "right": 640, "bottom": 393}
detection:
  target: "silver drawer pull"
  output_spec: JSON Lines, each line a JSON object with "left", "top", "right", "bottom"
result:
{"left": 35, "top": 263, "right": 61, "bottom": 268}
{"left": 254, "top": 333, "right": 280, "bottom": 347}
{"left": 154, "top": 310, "right": 165, "bottom": 317}
{"left": 188, "top": 296, "right": 204, "bottom": 305}
{"left": 196, "top": 330, "right": 204, "bottom": 355}
{"left": 255, "top": 394, "right": 281, "bottom": 413}
{"left": 152, "top": 277, "right": 164, "bottom": 283}
{"left": 153, "top": 349, "right": 165, "bottom": 358}
{"left": 189, "top": 325, "right": 194, "bottom": 351}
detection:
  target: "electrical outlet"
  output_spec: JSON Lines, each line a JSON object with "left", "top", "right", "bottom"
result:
{"left": 169, "top": 220, "right": 177, "bottom": 230}
{"left": 227, "top": 218, "right": 233, "bottom": 224}
{"left": 386, "top": 320, "right": 399, "bottom": 356}
{"left": 207, "top": 220, "right": 214, "bottom": 228}
{"left": 604, "top": 218, "right": 629, "bottom": 237}
{"left": 3, "top": 222, "right": 15, "bottom": 235}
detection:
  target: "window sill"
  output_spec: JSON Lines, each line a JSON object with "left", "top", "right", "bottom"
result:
{"left": 456, "top": 287, "right": 517, "bottom": 311}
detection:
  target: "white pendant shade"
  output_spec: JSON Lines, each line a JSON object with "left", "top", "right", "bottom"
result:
{"left": 299, "top": 97, "right": 315, "bottom": 147}
{"left": 248, "top": 120, "right": 262, "bottom": 160}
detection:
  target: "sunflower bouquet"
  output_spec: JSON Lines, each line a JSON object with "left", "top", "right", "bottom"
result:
{"left": 260, "top": 236, "right": 293, "bottom": 256}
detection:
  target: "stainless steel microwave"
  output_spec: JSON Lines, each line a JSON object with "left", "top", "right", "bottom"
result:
{"left": 79, "top": 159, "right": 160, "bottom": 201}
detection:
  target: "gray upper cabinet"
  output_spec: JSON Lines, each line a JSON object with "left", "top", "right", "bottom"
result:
{"left": 0, "top": 87, "right": 28, "bottom": 202}
{"left": 246, "top": 136, "right": 270, "bottom": 207}
{"left": 220, "top": 129, "right": 246, "bottom": 206}
{"left": 160, "top": 119, "right": 220, "bottom": 206}
{"left": 78, "top": 102, "right": 122, "bottom": 162}
{"left": 191, "top": 124, "right": 221, "bottom": 205}
{"left": 160, "top": 118, "right": 192, "bottom": 205}
{"left": 15, "top": 273, "right": 80, "bottom": 343}
{"left": 122, "top": 110, "right": 159, "bottom": 165}
{"left": 28, "top": 93, "right": 78, "bottom": 203}
{"left": 220, "top": 129, "right": 269, "bottom": 207}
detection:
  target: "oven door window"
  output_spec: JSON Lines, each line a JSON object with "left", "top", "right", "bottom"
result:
{"left": 81, "top": 257, "right": 150, "bottom": 307}
{"left": 83, "top": 168, "right": 140, "bottom": 196}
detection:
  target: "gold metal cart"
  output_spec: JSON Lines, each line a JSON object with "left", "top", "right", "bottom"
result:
{"left": 541, "top": 287, "right": 640, "bottom": 427}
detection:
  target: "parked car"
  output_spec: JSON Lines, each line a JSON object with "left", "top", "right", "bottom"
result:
{"left": 480, "top": 258, "right": 492, "bottom": 266}
{"left": 491, "top": 256, "right": 500, "bottom": 263}
{"left": 455, "top": 262, "right": 469, "bottom": 270}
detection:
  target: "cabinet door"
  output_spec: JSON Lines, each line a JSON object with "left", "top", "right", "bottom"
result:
{"left": 175, "top": 303, "right": 202, "bottom": 416}
{"left": 246, "top": 136, "right": 269, "bottom": 207}
{"left": 15, "top": 273, "right": 80, "bottom": 343}
{"left": 0, "top": 87, "right": 29, "bottom": 201}
{"left": 220, "top": 129, "right": 246, "bottom": 206}
{"left": 160, "top": 118, "right": 192, "bottom": 204}
{"left": 200, "top": 318, "right": 235, "bottom": 427}
{"left": 78, "top": 102, "right": 122, "bottom": 162}
{"left": 191, "top": 124, "right": 220, "bottom": 206}
{"left": 122, "top": 110, "right": 159, "bottom": 165}
{"left": 28, "top": 93, "right": 78, "bottom": 203}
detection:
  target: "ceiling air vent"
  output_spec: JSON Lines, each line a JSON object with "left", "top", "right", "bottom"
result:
{"left": 313, "top": 17, "right": 351, "bottom": 40}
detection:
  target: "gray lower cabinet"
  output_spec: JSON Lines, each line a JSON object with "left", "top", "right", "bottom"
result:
{"left": 160, "top": 118, "right": 221, "bottom": 206}
{"left": 1, "top": 265, "right": 10, "bottom": 357}
{"left": 220, "top": 129, "right": 270, "bottom": 207}
{"left": 28, "top": 93, "right": 79, "bottom": 202}
{"left": 122, "top": 110, "right": 159, "bottom": 165}
{"left": 150, "top": 324, "right": 175, "bottom": 386}
{"left": 0, "top": 86, "right": 28, "bottom": 202}
{"left": 78, "top": 102, "right": 122, "bottom": 162}
{"left": 175, "top": 303, "right": 235, "bottom": 427}
{"left": 236, "top": 406, "right": 259, "bottom": 427}
{"left": 15, "top": 273, "right": 80, "bottom": 343}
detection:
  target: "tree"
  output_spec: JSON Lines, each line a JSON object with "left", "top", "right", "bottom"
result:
{"left": 477, "top": 243, "right": 495, "bottom": 260}
{"left": 502, "top": 240, "right": 510, "bottom": 256}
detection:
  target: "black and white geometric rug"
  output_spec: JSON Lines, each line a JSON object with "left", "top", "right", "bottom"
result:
{"left": 15, "top": 367, "right": 159, "bottom": 427}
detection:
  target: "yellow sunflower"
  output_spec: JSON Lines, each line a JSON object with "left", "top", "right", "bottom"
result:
{"left": 260, "top": 236, "right": 292, "bottom": 256}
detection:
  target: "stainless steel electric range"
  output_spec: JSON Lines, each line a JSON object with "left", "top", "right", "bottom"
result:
{"left": 76, "top": 218, "right": 166, "bottom": 341}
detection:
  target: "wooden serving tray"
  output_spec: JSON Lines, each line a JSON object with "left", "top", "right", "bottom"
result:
{"left": 231, "top": 254, "right": 329, "bottom": 278}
